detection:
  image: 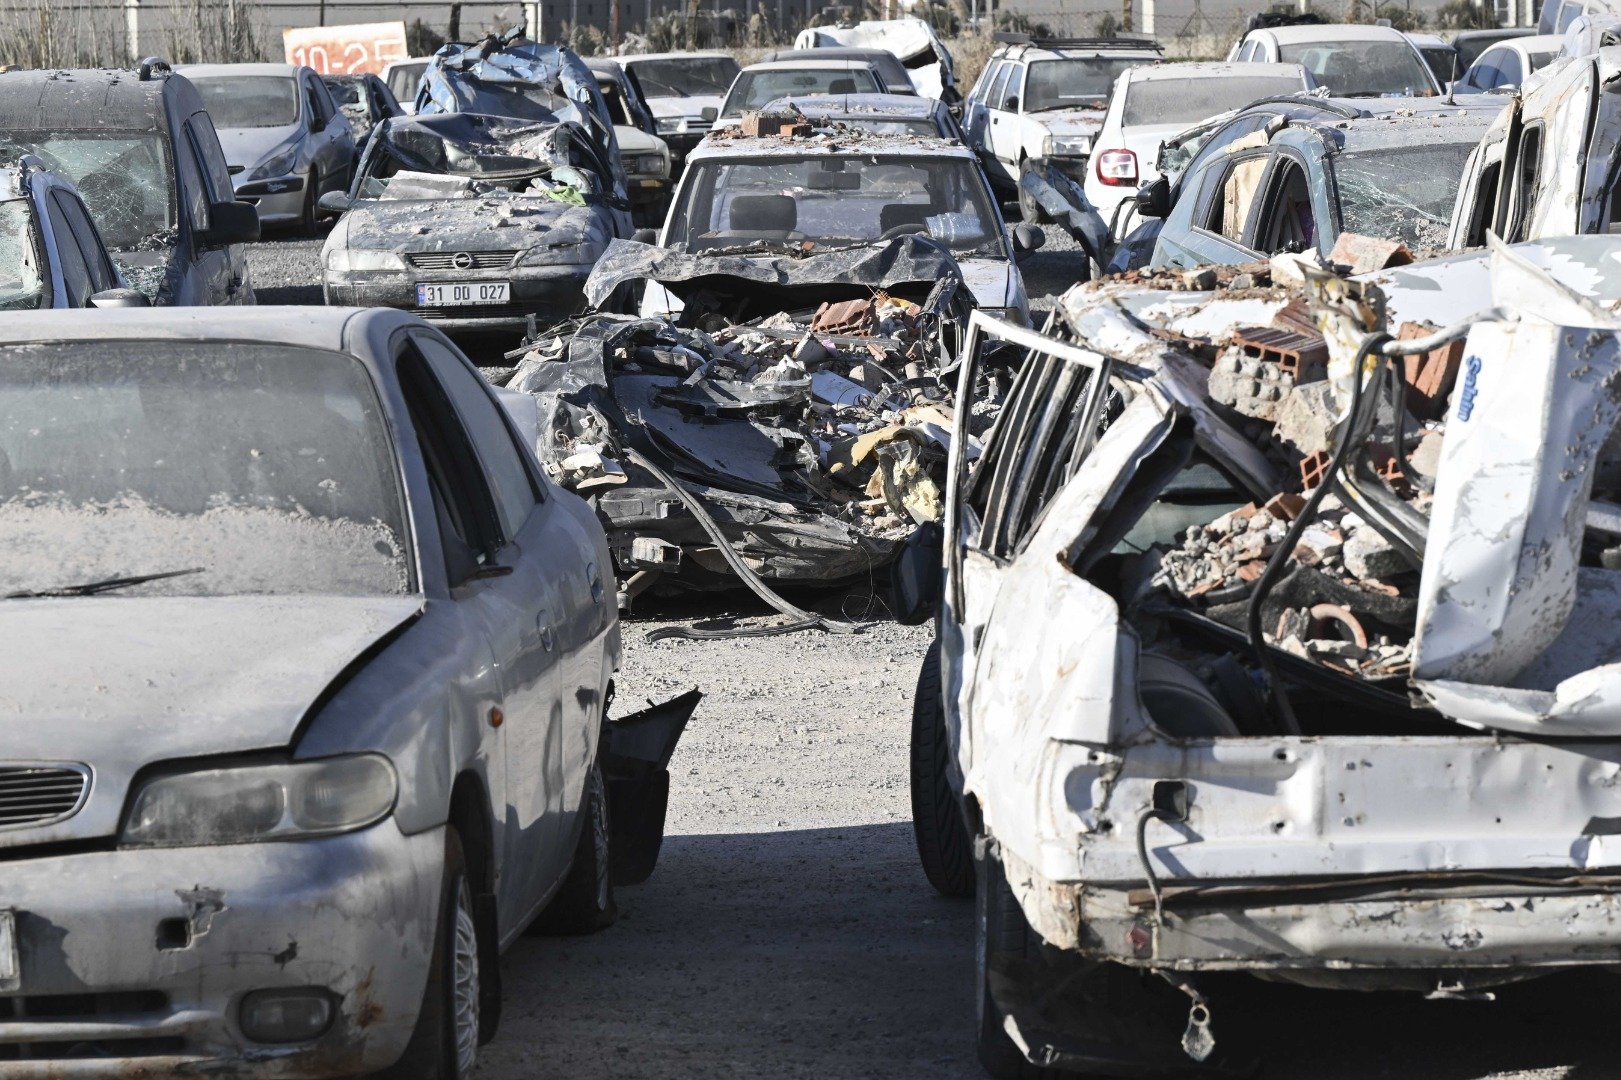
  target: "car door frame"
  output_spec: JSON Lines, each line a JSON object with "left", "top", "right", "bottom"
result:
{"left": 1155, "top": 144, "right": 1276, "bottom": 267}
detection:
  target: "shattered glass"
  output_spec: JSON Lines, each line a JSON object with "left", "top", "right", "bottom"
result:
{"left": 0, "top": 201, "right": 44, "bottom": 311}
{"left": 1335, "top": 143, "right": 1475, "bottom": 252}
{"left": 0, "top": 131, "right": 173, "bottom": 251}
{"left": 357, "top": 115, "right": 596, "bottom": 202}
{"left": 0, "top": 342, "right": 412, "bottom": 598}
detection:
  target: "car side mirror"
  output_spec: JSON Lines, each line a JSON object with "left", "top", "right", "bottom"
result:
{"left": 632, "top": 227, "right": 657, "bottom": 244}
{"left": 1004, "top": 95, "right": 1019, "bottom": 112}
{"left": 700, "top": 106, "right": 718, "bottom": 122}
{"left": 318, "top": 190, "right": 353, "bottom": 216}
{"left": 89, "top": 287, "right": 149, "bottom": 308}
{"left": 200, "top": 200, "right": 260, "bottom": 246}
{"left": 1013, "top": 222, "right": 1045, "bottom": 253}
{"left": 1135, "top": 176, "right": 1171, "bottom": 219}
{"left": 891, "top": 521, "right": 944, "bottom": 626}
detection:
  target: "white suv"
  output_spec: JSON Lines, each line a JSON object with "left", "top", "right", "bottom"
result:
{"left": 963, "top": 35, "right": 1162, "bottom": 223}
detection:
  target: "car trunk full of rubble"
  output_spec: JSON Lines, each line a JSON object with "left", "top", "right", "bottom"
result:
{"left": 947, "top": 236, "right": 1621, "bottom": 1056}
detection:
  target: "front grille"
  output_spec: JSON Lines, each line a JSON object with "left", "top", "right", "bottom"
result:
{"left": 1, "top": 991, "right": 179, "bottom": 1061}
{"left": 0, "top": 765, "right": 88, "bottom": 830}
{"left": 405, "top": 250, "right": 517, "bottom": 270}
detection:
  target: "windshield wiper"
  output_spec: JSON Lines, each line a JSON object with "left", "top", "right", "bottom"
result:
{"left": 6, "top": 567, "right": 207, "bottom": 600}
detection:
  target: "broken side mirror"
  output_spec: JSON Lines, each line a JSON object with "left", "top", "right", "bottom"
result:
{"left": 1013, "top": 222, "right": 1045, "bottom": 254}
{"left": 318, "top": 190, "right": 353, "bottom": 216}
{"left": 200, "top": 200, "right": 260, "bottom": 247}
{"left": 1004, "top": 95, "right": 1019, "bottom": 112}
{"left": 891, "top": 520, "right": 944, "bottom": 626}
{"left": 89, "top": 287, "right": 149, "bottom": 308}
{"left": 700, "top": 106, "right": 718, "bottom": 123}
{"left": 1135, "top": 176, "right": 1171, "bottom": 219}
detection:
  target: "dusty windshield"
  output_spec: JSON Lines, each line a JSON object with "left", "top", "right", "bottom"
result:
{"left": 671, "top": 154, "right": 1004, "bottom": 257}
{"left": 439, "top": 79, "right": 567, "bottom": 122}
{"left": 723, "top": 69, "right": 880, "bottom": 116}
{"left": 0, "top": 131, "right": 173, "bottom": 250}
{"left": 0, "top": 201, "right": 45, "bottom": 311}
{"left": 1335, "top": 142, "right": 1474, "bottom": 250}
{"left": 627, "top": 57, "right": 740, "bottom": 98}
{"left": 1280, "top": 41, "right": 1434, "bottom": 96}
{"left": 1022, "top": 57, "right": 1142, "bottom": 112}
{"left": 192, "top": 75, "right": 301, "bottom": 128}
{"left": 1124, "top": 75, "right": 1304, "bottom": 126}
{"left": 0, "top": 342, "right": 413, "bottom": 598}
{"left": 825, "top": 116, "right": 938, "bottom": 135}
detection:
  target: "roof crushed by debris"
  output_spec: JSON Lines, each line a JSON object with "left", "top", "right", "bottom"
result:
{"left": 694, "top": 115, "right": 971, "bottom": 159}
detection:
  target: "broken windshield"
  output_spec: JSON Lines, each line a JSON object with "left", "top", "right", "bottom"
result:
{"left": 0, "top": 201, "right": 45, "bottom": 311}
{"left": 626, "top": 56, "right": 740, "bottom": 98}
{"left": 0, "top": 342, "right": 412, "bottom": 598}
{"left": 437, "top": 79, "right": 567, "bottom": 122}
{"left": 669, "top": 154, "right": 1004, "bottom": 257}
{"left": 722, "top": 69, "right": 882, "bottom": 117}
{"left": 1335, "top": 142, "right": 1474, "bottom": 250}
{"left": 1022, "top": 57, "right": 1142, "bottom": 112}
{"left": 1123, "top": 75, "right": 1306, "bottom": 126}
{"left": 1279, "top": 41, "right": 1435, "bottom": 97}
{"left": 0, "top": 132, "right": 172, "bottom": 250}
{"left": 191, "top": 75, "right": 300, "bottom": 128}
{"left": 355, "top": 116, "right": 586, "bottom": 200}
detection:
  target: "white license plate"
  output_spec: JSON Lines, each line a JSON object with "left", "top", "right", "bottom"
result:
{"left": 416, "top": 281, "right": 510, "bottom": 307}
{"left": 0, "top": 909, "right": 17, "bottom": 992}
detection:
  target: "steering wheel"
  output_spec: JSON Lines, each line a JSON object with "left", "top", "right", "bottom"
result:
{"left": 877, "top": 222, "right": 927, "bottom": 241}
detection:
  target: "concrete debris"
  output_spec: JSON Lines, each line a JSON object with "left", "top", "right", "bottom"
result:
{"left": 1328, "top": 231, "right": 1413, "bottom": 275}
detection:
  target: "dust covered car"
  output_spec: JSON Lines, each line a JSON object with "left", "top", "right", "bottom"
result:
{"left": 0, "top": 306, "right": 695, "bottom": 1076}
{"left": 322, "top": 72, "right": 403, "bottom": 152}
{"left": 319, "top": 112, "right": 619, "bottom": 331}
{"left": 1, "top": 157, "right": 146, "bottom": 309}
{"left": 904, "top": 235, "right": 1621, "bottom": 1075}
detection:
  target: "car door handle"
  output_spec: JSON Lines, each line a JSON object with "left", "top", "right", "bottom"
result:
{"left": 534, "top": 610, "right": 556, "bottom": 652}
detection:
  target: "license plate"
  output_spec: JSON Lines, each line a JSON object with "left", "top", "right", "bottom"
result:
{"left": 0, "top": 909, "right": 17, "bottom": 992}
{"left": 416, "top": 281, "right": 510, "bottom": 307}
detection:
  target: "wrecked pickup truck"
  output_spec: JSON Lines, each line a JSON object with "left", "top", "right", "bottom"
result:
{"left": 903, "top": 234, "right": 1621, "bottom": 1076}
{"left": 319, "top": 112, "right": 619, "bottom": 331}
{"left": 492, "top": 234, "right": 994, "bottom": 607}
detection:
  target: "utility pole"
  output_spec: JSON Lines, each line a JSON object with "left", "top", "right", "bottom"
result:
{"left": 124, "top": 0, "right": 140, "bottom": 61}
{"left": 1141, "top": 0, "right": 1154, "bottom": 35}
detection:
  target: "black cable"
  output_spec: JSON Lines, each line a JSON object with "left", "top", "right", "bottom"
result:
{"left": 1245, "top": 331, "right": 1392, "bottom": 736}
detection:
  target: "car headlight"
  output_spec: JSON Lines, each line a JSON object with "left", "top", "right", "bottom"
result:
{"left": 326, "top": 247, "right": 405, "bottom": 272}
{"left": 656, "top": 116, "right": 686, "bottom": 135}
{"left": 122, "top": 755, "right": 397, "bottom": 848}
{"left": 633, "top": 153, "right": 667, "bottom": 176}
{"left": 1043, "top": 135, "right": 1091, "bottom": 158}
{"left": 247, "top": 145, "right": 301, "bottom": 182}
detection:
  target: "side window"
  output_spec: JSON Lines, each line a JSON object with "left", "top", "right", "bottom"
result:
{"left": 44, "top": 196, "right": 93, "bottom": 306}
{"left": 173, "top": 124, "right": 211, "bottom": 232}
{"left": 1000, "top": 65, "right": 1024, "bottom": 111}
{"left": 1508, "top": 122, "right": 1544, "bottom": 242}
{"left": 1466, "top": 159, "right": 1503, "bottom": 245}
{"left": 1255, "top": 159, "right": 1315, "bottom": 254}
{"left": 987, "top": 63, "right": 1015, "bottom": 111}
{"left": 396, "top": 343, "right": 503, "bottom": 567}
{"left": 304, "top": 77, "right": 328, "bottom": 128}
{"left": 1237, "top": 40, "right": 1258, "bottom": 62}
{"left": 972, "top": 60, "right": 1001, "bottom": 102}
{"left": 1498, "top": 50, "right": 1524, "bottom": 86}
{"left": 50, "top": 191, "right": 117, "bottom": 292}
{"left": 189, "top": 113, "right": 234, "bottom": 202}
{"left": 1203, "top": 154, "right": 1271, "bottom": 244}
{"left": 412, "top": 333, "right": 541, "bottom": 542}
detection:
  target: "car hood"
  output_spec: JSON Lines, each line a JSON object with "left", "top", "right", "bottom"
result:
{"left": 959, "top": 257, "right": 1017, "bottom": 308}
{"left": 214, "top": 123, "right": 303, "bottom": 170}
{"left": 615, "top": 125, "right": 662, "bottom": 153}
{"left": 1034, "top": 107, "right": 1109, "bottom": 140}
{"left": 647, "top": 95, "right": 725, "bottom": 121}
{"left": 0, "top": 594, "right": 422, "bottom": 847}
{"left": 332, "top": 194, "right": 611, "bottom": 257}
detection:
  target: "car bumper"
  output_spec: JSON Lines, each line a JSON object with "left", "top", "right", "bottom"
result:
{"left": 325, "top": 264, "right": 594, "bottom": 330}
{"left": 1030, "top": 154, "right": 1090, "bottom": 186}
{"left": 0, "top": 821, "right": 443, "bottom": 1077}
{"left": 233, "top": 174, "right": 307, "bottom": 225}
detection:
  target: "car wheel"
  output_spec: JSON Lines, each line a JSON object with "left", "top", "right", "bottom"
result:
{"left": 300, "top": 169, "right": 321, "bottom": 237}
{"left": 1017, "top": 159, "right": 1046, "bottom": 225}
{"left": 375, "top": 827, "right": 481, "bottom": 1080}
{"left": 910, "top": 638, "right": 975, "bottom": 898}
{"left": 530, "top": 761, "right": 618, "bottom": 935}
{"left": 976, "top": 842, "right": 1055, "bottom": 1080}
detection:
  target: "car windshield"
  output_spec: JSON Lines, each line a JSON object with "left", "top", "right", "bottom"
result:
{"left": 192, "top": 75, "right": 301, "bottom": 128}
{"left": 0, "top": 341, "right": 412, "bottom": 598}
{"left": 723, "top": 69, "right": 881, "bottom": 116}
{"left": 670, "top": 154, "right": 1004, "bottom": 258}
{"left": 1335, "top": 142, "right": 1475, "bottom": 250}
{"left": 325, "top": 78, "right": 363, "bottom": 106}
{"left": 0, "top": 131, "right": 173, "bottom": 250}
{"left": 1279, "top": 41, "right": 1435, "bottom": 97}
{"left": 437, "top": 78, "right": 567, "bottom": 122}
{"left": 628, "top": 57, "right": 740, "bottom": 97}
{"left": 1022, "top": 57, "right": 1144, "bottom": 112}
{"left": 388, "top": 62, "right": 429, "bottom": 102}
{"left": 0, "top": 201, "right": 45, "bottom": 312}
{"left": 1123, "top": 75, "right": 1305, "bottom": 126}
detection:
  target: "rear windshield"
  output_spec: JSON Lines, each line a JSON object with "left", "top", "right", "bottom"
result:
{"left": 723, "top": 69, "right": 882, "bottom": 116}
{"left": 626, "top": 57, "right": 740, "bottom": 98}
{"left": 825, "top": 116, "right": 939, "bottom": 136}
{"left": 325, "top": 78, "right": 363, "bottom": 106}
{"left": 0, "top": 131, "right": 174, "bottom": 250}
{"left": 0, "top": 341, "right": 413, "bottom": 598}
{"left": 1279, "top": 41, "right": 1434, "bottom": 97}
{"left": 1123, "top": 74, "right": 1305, "bottom": 126}
{"left": 1335, "top": 142, "right": 1474, "bottom": 250}
{"left": 192, "top": 75, "right": 301, "bottom": 128}
{"left": 1022, "top": 57, "right": 1144, "bottom": 112}
{"left": 0, "top": 201, "right": 45, "bottom": 311}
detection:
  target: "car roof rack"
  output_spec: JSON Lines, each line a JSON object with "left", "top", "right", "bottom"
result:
{"left": 993, "top": 32, "right": 1164, "bottom": 50}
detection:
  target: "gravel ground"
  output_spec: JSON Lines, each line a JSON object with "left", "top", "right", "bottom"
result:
{"left": 245, "top": 233, "right": 1618, "bottom": 1080}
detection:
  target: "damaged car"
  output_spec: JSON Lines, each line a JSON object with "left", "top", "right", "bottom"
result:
{"left": 903, "top": 233, "right": 1621, "bottom": 1076}
{"left": 586, "top": 58, "right": 673, "bottom": 228}
{"left": 1, "top": 156, "right": 149, "bottom": 310}
{"left": 319, "top": 111, "right": 620, "bottom": 332}
{"left": 612, "top": 52, "right": 740, "bottom": 168}
{"left": 0, "top": 305, "right": 697, "bottom": 1076}
{"left": 322, "top": 71, "right": 404, "bottom": 154}
{"left": 794, "top": 16, "right": 960, "bottom": 102}
{"left": 492, "top": 234, "right": 988, "bottom": 603}
{"left": 0, "top": 62, "right": 258, "bottom": 305}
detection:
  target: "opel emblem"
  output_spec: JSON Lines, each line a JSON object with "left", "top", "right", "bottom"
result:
{"left": 451, "top": 251, "right": 475, "bottom": 270}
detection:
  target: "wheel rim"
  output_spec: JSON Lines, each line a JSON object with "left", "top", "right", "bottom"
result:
{"left": 589, "top": 770, "right": 611, "bottom": 910}
{"left": 451, "top": 880, "right": 480, "bottom": 1076}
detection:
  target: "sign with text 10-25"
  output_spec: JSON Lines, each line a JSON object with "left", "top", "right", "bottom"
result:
{"left": 283, "top": 21, "right": 407, "bottom": 75}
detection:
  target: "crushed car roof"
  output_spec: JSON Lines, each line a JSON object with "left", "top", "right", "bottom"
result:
{"left": 692, "top": 128, "right": 975, "bottom": 160}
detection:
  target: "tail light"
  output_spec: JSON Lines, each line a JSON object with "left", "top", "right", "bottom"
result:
{"left": 1095, "top": 149, "right": 1138, "bottom": 187}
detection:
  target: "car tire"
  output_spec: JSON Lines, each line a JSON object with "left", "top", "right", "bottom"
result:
{"left": 530, "top": 760, "right": 618, "bottom": 935}
{"left": 300, "top": 169, "right": 321, "bottom": 237}
{"left": 376, "top": 827, "right": 481, "bottom": 1080}
{"left": 1017, "top": 159, "right": 1046, "bottom": 225}
{"left": 976, "top": 842, "right": 1056, "bottom": 1080}
{"left": 910, "top": 639, "right": 975, "bottom": 898}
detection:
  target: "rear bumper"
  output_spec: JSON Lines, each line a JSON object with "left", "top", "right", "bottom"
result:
{"left": 0, "top": 822, "right": 443, "bottom": 1077}
{"left": 325, "top": 264, "right": 592, "bottom": 330}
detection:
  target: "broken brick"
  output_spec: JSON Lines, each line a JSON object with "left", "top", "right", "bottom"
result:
{"left": 1329, "top": 232, "right": 1413, "bottom": 274}
{"left": 1230, "top": 325, "right": 1328, "bottom": 383}
{"left": 1263, "top": 492, "right": 1307, "bottom": 522}
{"left": 1397, "top": 322, "right": 1466, "bottom": 421}
{"left": 1299, "top": 450, "right": 1332, "bottom": 492}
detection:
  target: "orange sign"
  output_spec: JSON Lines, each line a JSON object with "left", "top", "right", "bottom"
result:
{"left": 283, "top": 21, "right": 408, "bottom": 75}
